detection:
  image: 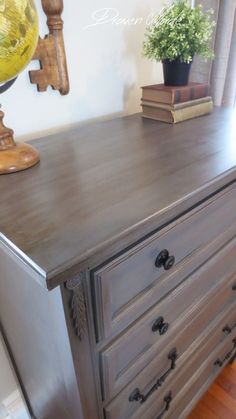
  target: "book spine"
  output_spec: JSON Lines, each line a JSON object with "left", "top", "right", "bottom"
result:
{"left": 174, "top": 85, "right": 210, "bottom": 104}
{"left": 141, "top": 96, "right": 212, "bottom": 111}
{"left": 172, "top": 101, "right": 213, "bottom": 123}
{"left": 141, "top": 106, "right": 172, "bottom": 123}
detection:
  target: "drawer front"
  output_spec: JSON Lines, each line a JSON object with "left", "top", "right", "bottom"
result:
{"left": 101, "top": 238, "right": 236, "bottom": 400}
{"left": 104, "top": 304, "right": 236, "bottom": 419}
{"left": 168, "top": 338, "right": 236, "bottom": 419}
{"left": 92, "top": 185, "right": 236, "bottom": 340}
{"left": 147, "top": 335, "right": 236, "bottom": 419}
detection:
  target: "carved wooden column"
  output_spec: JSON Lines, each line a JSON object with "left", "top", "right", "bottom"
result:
{"left": 29, "top": 0, "right": 70, "bottom": 95}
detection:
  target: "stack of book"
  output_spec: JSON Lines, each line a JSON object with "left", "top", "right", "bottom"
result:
{"left": 141, "top": 83, "right": 213, "bottom": 124}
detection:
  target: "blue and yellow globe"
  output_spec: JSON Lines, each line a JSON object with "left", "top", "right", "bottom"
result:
{"left": 0, "top": 0, "right": 39, "bottom": 84}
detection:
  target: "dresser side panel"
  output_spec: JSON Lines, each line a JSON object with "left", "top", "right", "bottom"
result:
{"left": 0, "top": 243, "right": 83, "bottom": 419}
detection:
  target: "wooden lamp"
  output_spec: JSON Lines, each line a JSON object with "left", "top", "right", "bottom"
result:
{"left": 0, "top": 0, "right": 69, "bottom": 175}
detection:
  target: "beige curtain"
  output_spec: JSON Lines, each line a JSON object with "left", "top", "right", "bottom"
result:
{"left": 191, "top": 0, "right": 236, "bottom": 106}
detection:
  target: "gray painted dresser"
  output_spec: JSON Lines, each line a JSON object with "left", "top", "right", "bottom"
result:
{"left": 0, "top": 107, "right": 236, "bottom": 419}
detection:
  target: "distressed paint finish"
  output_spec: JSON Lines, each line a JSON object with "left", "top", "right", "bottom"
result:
{"left": 0, "top": 110, "right": 236, "bottom": 419}
{"left": 0, "top": 108, "right": 236, "bottom": 289}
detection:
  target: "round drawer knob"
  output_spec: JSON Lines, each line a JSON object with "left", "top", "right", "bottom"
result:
{"left": 152, "top": 316, "right": 169, "bottom": 335}
{"left": 155, "top": 249, "right": 175, "bottom": 271}
{"left": 159, "top": 322, "right": 169, "bottom": 335}
{"left": 223, "top": 325, "right": 232, "bottom": 335}
{"left": 164, "top": 255, "right": 175, "bottom": 271}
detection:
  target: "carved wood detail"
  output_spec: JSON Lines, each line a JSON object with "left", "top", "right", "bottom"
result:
{"left": 0, "top": 110, "right": 15, "bottom": 150}
{"left": 0, "top": 110, "right": 39, "bottom": 174}
{"left": 66, "top": 274, "right": 87, "bottom": 340}
{"left": 29, "top": 0, "right": 69, "bottom": 95}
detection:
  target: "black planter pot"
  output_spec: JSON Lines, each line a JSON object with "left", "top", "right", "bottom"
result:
{"left": 162, "top": 59, "right": 192, "bottom": 86}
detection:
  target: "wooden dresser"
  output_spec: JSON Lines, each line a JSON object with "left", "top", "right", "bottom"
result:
{"left": 0, "top": 108, "right": 236, "bottom": 419}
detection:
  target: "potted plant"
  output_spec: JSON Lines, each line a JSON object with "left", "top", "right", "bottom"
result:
{"left": 143, "top": 0, "right": 215, "bottom": 86}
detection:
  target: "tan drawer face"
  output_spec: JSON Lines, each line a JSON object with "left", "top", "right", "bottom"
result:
{"left": 101, "top": 238, "right": 236, "bottom": 401}
{"left": 104, "top": 304, "right": 236, "bottom": 419}
{"left": 92, "top": 185, "right": 236, "bottom": 340}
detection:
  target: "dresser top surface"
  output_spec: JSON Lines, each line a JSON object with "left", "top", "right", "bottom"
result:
{"left": 1, "top": 107, "right": 236, "bottom": 288}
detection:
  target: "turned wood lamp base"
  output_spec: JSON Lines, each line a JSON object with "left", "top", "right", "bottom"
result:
{"left": 0, "top": 111, "right": 39, "bottom": 175}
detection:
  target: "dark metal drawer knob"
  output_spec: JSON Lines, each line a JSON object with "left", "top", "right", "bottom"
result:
{"left": 155, "top": 249, "right": 175, "bottom": 271}
{"left": 152, "top": 316, "right": 169, "bottom": 335}
{"left": 223, "top": 325, "right": 232, "bottom": 335}
{"left": 223, "top": 322, "right": 236, "bottom": 335}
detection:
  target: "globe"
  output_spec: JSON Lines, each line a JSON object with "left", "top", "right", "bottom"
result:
{"left": 0, "top": 0, "right": 39, "bottom": 84}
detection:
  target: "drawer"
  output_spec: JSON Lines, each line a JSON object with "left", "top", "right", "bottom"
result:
{"left": 101, "top": 238, "right": 236, "bottom": 400}
{"left": 104, "top": 304, "right": 236, "bottom": 419}
{"left": 168, "top": 339, "right": 236, "bottom": 419}
{"left": 92, "top": 185, "right": 236, "bottom": 340}
{"left": 148, "top": 335, "right": 236, "bottom": 419}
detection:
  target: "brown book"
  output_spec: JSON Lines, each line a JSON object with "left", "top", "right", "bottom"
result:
{"left": 142, "top": 100, "right": 213, "bottom": 124}
{"left": 141, "top": 83, "right": 210, "bottom": 105}
{"left": 141, "top": 96, "right": 212, "bottom": 111}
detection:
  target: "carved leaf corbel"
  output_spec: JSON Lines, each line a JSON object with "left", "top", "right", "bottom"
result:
{"left": 66, "top": 275, "right": 87, "bottom": 340}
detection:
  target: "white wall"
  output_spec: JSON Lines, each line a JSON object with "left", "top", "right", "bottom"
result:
{"left": 2, "top": 0, "right": 167, "bottom": 141}
{"left": 0, "top": 336, "right": 20, "bottom": 418}
{"left": 1, "top": 0, "right": 166, "bottom": 412}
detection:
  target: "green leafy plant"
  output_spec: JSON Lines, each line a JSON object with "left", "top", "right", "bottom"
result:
{"left": 143, "top": 0, "right": 215, "bottom": 63}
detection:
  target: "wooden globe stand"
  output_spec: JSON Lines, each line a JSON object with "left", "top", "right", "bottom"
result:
{"left": 0, "top": 110, "right": 39, "bottom": 174}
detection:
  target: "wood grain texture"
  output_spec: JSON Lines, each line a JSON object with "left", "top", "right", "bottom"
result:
{"left": 188, "top": 362, "right": 236, "bottom": 419}
{"left": 0, "top": 108, "right": 236, "bottom": 289}
{"left": 1, "top": 109, "right": 236, "bottom": 419}
{"left": 92, "top": 185, "right": 236, "bottom": 341}
{"left": 105, "top": 300, "right": 236, "bottom": 419}
{"left": 100, "top": 238, "right": 236, "bottom": 401}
